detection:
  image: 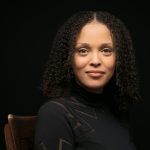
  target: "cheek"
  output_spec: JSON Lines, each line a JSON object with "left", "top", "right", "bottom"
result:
{"left": 72, "top": 55, "right": 88, "bottom": 70}
{"left": 104, "top": 57, "right": 116, "bottom": 71}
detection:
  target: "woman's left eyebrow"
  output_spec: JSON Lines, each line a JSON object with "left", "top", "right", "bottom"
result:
{"left": 101, "top": 43, "right": 113, "bottom": 46}
{"left": 99, "top": 43, "right": 113, "bottom": 48}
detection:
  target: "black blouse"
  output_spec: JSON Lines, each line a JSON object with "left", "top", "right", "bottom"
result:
{"left": 35, "top": 80, "right": 136, "bottom": 150}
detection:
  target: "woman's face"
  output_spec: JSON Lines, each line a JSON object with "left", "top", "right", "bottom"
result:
{"left": 72, "top": 21, "right": 116, "bottom": 93}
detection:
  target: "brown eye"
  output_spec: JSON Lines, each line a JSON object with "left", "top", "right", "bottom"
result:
{"left": 101, "top": 48, "right": 113, "bottom": 56}
{"left": 77, "top": 48, "right": 88, "bottom": 56}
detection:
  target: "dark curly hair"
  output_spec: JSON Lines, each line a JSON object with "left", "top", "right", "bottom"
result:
{"left": 41, "top": 11, "right": 142, "bottom": 119}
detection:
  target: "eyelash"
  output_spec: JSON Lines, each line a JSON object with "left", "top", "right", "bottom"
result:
{"left": 77, "top": 48, "right": 88, "bottom": 56}
{"left": 101, "top": 48, "right": 113, "bottom": 56}
{"left": 76, "top": 47, "right": 113, "bottom": 56}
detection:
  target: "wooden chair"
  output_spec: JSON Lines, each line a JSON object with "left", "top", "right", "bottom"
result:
{"left": 4, "top": 114, "right": 37, "bottom": 150}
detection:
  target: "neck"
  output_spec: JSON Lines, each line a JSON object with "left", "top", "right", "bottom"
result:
{"left": 75, "top": 79, "right": 103, "bottom": 94}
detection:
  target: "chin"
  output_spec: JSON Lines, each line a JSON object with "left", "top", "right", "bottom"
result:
{"left": 86, "top": 81, "right": 105, "bottom": 88}
{"left": 77, "top": 79, "right": 105, "bottom": 92}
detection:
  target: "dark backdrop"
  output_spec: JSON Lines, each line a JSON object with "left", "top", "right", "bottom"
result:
{"left": 1, "top": 1, "right": 150, "bottom": 149}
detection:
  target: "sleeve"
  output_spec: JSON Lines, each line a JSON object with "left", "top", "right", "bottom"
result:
{"left": 34, "top": 101, "right": 75, "bottom": 150}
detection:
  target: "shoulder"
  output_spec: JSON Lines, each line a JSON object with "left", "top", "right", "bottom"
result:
{"left": 37, "top": 97, "right": 71, "bottom": 118}
{"left": 37, "top": 96, "right": 86, "bottom": 122}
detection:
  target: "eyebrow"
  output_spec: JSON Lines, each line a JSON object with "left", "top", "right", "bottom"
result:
{"left": 76, "top": 43, "right": 113, "bottom": 47}
{"left": 76, "top": 43, "right": 89, "bottom": 46}
{"left": 100, "top": 43, "right": 113, "bottom": 47}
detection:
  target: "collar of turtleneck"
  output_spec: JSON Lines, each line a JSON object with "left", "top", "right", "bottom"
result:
{"left": 66, "top": 79, "right": 130, "bottom": 124}
{"left": 69, "top": 79, "right": 111, "bottom": 108}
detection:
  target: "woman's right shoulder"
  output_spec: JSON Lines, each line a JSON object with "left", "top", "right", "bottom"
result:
{"left": 38, "top": 97, "right": 68, "bottom": 116}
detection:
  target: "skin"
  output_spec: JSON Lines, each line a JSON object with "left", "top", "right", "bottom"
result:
{"left": 72, "top": 20, "right": 116, "bottom": 93}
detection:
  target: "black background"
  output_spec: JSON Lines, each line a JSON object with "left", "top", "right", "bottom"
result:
{"left": 1, "top": 1, "right": 150, "bottom": 149}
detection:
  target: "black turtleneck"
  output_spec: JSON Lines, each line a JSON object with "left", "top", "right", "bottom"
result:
{"left": 70, "top": 79, "right": 108, "bottom": 108}
{"left": 35, "top": 80, "right": 136, "bottom": 150}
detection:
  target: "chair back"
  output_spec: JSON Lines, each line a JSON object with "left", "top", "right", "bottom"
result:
{"left": 4, "top": 114, "right": 37, "bottom": 150}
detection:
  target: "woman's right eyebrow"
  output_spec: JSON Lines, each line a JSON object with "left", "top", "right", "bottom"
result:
{"left": 76, "top": 42, "right": 89, "bottom": 45}
{"left": 76, "top": 43, "right": 90, "bottom": 47}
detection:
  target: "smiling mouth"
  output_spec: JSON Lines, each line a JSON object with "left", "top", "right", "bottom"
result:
{"left": 86, "top": 71, "right": 105, "bottom": 78}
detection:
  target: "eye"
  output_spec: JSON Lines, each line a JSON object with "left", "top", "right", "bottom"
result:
{"left": 76, "top": 48, "right": 89, "bottom": 56}
{"left": 101, "top": 48, "right": 113, "bottom": 56}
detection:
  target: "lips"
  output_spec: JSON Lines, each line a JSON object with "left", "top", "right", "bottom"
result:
{"left": 86, "top": 70, "right": 105, "bottom": 77}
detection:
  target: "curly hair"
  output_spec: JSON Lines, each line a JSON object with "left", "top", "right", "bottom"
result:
{"left": 41, "top": 11, "right": 142, "bottom": 119}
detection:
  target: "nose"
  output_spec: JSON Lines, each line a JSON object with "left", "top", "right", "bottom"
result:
{"left": 90, "top": 52, "right": 101, "bottom": 67}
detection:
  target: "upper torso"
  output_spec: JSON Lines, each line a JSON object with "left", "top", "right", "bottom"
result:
{"left": 35, "top": 81, "right": 136, "bottom": 150}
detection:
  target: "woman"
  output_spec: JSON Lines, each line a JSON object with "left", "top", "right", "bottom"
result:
{"left": 35, "top": 11, "right": 141, "bottom": 150}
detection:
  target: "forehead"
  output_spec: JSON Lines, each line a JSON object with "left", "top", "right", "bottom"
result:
{"left": 76, "top": 21, "right": 113, "bottom": 44}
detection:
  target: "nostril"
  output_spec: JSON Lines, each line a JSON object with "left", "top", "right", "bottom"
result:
{"left": 90, "top": 63, "right": 101, "bottom": 67}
